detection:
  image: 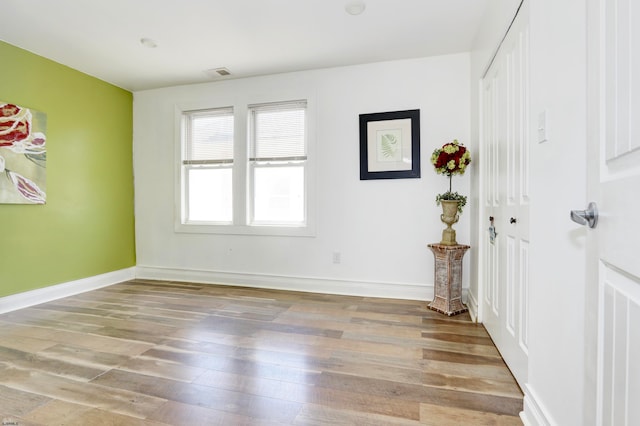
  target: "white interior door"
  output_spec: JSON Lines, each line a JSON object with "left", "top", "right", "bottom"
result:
{"left": 586, "top": 0, "right": 640, "bottom": 424}
{"left": 480, "top": 3, "right": 530, "bottom": 389}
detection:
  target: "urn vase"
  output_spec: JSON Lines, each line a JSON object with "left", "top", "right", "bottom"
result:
{"left": 439, "top": 200, "right": 460, "bottom": 245}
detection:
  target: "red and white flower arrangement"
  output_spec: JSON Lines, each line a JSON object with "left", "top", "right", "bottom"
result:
{"left": 431, "top": 139, "right": 471, "bottom": 213}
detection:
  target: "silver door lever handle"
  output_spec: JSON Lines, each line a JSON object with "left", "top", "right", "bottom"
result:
{"left": 570, "top": 202, "right": 598, "bottom": 229}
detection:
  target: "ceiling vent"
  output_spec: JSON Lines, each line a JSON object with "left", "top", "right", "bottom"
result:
{"left": 204, "top": 67, "right": 232, "bottom": 78}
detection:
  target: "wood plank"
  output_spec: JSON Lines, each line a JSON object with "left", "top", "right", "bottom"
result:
{"left": 420, "top": 402, "right": 524, "bottom": 425}
{"left": 0, "top": 366, "right": 167, "bottom": 419}
{"left": 295, "top": 403, "right": 422, "bottom": 425}
{"left": 304, "top": 386, "right": 421, "bottom": 420}
{"left": 314, "top": 371, "right": 522, "bottom": 416}
{"left": 0, "top": 383, "right": 51, "bottom": 417}
{"left": 147, "top": 400, "right": 282, "bottom": 426}
{"left": 0, "top": 323, "right": 154, "bottom": 356}
{"left": 91, "top": 369, "right": 303, "bottom": 423}
{"left": 23, "top": 400, "right": 168, "bottom": 426}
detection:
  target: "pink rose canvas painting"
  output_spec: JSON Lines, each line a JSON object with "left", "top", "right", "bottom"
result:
{"left": 0, "top": 102, "right": 47, "bottom": 204}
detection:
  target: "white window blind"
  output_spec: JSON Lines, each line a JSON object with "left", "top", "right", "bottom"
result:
{"left": 184, "top": 107, "right": 234, "bottom": 165}
{"left": 250, "top": 100, "right": 307, "bottom": 162}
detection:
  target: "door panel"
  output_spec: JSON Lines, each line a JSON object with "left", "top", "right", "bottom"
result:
{"left": 483, "top": 70, "right": 500, "bottom": 317}
{"left": 519, "top": 240, "right": 530, "bottom": 352}
{"left": 506, "top": 235, "right": 516, "bottom": 334}
{"left": 598, "top": 266, "right": 640, "bottom": 424}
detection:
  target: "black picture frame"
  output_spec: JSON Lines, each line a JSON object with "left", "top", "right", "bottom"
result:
{"left": 359, "top": 109, "right": 420, "bottom": 180}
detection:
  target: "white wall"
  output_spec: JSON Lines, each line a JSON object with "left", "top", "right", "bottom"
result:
{"left": 525, "top": 0, "right": 588, "bottom": 423}
{"left": 133, "top": 54, "right": 472, "bottom": 300}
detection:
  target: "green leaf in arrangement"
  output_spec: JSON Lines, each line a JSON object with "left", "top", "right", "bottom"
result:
{"left": 380, "top": 133, "right": 398, "bottom": 158}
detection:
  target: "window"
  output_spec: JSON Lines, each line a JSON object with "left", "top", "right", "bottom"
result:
{"left": 179, "top": 99, "right": 311, "bottom": 235}
{"left": 249, "top": 100, "right": 307, "bottom": 226}
{"left": 181, "top": 107, "right": 234, "bottom": 223}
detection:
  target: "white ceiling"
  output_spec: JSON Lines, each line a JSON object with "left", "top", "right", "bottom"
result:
{"left": 1, "top": 0, "right": 488, "bottom": 92}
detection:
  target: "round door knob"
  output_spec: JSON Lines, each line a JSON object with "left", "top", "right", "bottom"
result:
{"left": 510, "top": 217, "right": 517, "bottom": 224}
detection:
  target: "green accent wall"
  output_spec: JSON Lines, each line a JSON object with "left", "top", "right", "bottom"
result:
{"left": 0, "top": 41, "right": 135, "bottom": 297}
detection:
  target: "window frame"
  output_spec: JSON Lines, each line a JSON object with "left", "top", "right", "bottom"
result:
{"left": 174, "top": 95, "right": 316, "bottom": 237}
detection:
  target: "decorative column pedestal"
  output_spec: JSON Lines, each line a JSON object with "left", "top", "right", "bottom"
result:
{"left": 427, "top": 243, "right": 470, "bottom": 316}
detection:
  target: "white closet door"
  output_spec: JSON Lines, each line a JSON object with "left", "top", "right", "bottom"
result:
{"left": 480, "top": 3, "right": 530, "bottom": 389}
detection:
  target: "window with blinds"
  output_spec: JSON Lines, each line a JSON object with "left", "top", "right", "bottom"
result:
{"left": 182, "top": 107, "right": 234, "bottom": 223}
{"left": 249, "top": 100, "right": 307, "bottom": 225}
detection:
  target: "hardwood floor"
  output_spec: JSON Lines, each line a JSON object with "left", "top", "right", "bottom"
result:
{"left": 0, "top": 280, "right": 523, "bottom": 425}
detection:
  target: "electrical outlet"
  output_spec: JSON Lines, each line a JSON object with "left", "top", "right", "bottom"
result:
{"left": 332, "top": 252, "right": 341, "bottom": 264}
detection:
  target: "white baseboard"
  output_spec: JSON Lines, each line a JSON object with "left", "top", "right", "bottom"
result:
{"left": 521, "top": 384, "right": 553, "bottom": 426}
{"left": 466, "top": 289, "right": 479, "bottom": 322}
{"left": 1, "top": 266, "right": 472, "bottom": 313}
{"left": 135, "top": 265, "right": 434, "bottom": 301}
{"left": 0, "top": 267, "right": 136, "bottom": 314}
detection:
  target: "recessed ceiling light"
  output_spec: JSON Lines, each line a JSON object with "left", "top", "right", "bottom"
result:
{"left": 140, "top": 37, "right": 157, "bottom": 48}
{"left": 345, "top": 1, "right": 366, "bottom": 15}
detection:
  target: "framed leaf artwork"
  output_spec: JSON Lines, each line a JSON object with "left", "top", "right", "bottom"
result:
{"left": 359, "top": 109, "right": 420, "bottom": 180}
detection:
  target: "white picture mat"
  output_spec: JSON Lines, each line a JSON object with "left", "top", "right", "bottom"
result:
{"left": 366, "top": 118, "right": 413, "bottom": 172}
